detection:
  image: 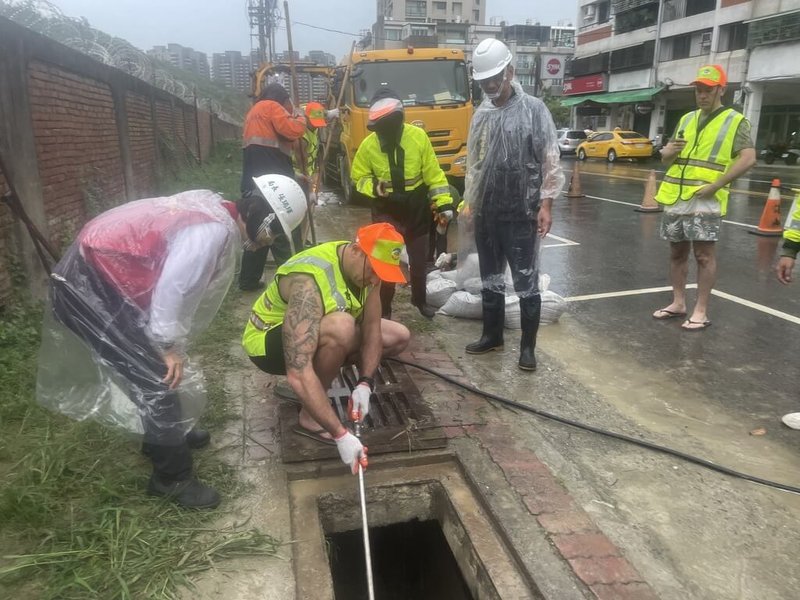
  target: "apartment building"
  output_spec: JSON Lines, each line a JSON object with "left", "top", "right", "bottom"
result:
{"left": 564, "top": 0, "right": 800, "bottom": 148}
{"left": 211, "top": 51, "right": 252, "bottom": 93}
{"left": 148, "top": 44, "right": 210, "bottom": 79}
{"left": 378, "top": 0, "right": 484, "bottom": 25}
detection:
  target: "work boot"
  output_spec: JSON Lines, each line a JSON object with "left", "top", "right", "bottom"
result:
{"left": 465, "top": 290, "right": 505, "bottom": 354}
{"left": 518, "top": 295, "right": 541, "bottom": 371}
{"left": 185, "top": 428, "right": 211, "bottom": 449}
{"left": 147, "top": 474, "right": 221, "bottom": 509}
{"left": 414, "top": 302, "right": 436, "bottom": 319}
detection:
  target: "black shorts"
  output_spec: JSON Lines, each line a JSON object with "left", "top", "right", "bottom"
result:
{"left": 248, "top": 325, "right": 286, "bottom": 375}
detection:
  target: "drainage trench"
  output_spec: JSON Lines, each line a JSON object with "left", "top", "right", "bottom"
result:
{"left": 284, "top": 363, "right": 540, "bottom": 600}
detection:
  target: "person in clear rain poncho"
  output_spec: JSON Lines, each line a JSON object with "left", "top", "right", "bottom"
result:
{"left": 460, "top": 38, "right": 564, "bottom": 371}
{"left": 37, "top": 179, "right": 306, "bottom": 508}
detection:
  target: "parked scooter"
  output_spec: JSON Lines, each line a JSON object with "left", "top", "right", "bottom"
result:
{"left": 783, "top": 132, "right": 800, "bottom": 166}
{"left": 761, "top": 132, "right": 800, "bottom": 165}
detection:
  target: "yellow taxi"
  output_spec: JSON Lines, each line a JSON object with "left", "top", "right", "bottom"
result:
{"left": 576, "top": 129, "right": 653, "bottom": 162}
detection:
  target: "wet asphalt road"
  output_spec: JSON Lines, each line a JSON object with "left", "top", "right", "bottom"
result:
{"left": 543, "top": 156, "right": 800, "bottom": 452}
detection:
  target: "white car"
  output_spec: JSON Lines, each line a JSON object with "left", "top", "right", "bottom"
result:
{"left": 557, "top": 129, "right": 588, "bottom": 155}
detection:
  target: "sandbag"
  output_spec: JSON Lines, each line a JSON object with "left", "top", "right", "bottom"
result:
{"left": 437, "top": 291, "right": 483, "bottom": 319}
{"left": 504, "top": 295, "right": 521, "bottom": 329}
{"left": 541, "top": 290, "right": 567, "bottom": 325}
{"left": 426, "top": 277, "right": 458, "bottom": 308}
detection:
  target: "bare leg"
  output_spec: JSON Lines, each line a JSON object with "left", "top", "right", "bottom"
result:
{"left": 653, "top": 241, "right": 690, "bottom": 317}
{"left": 685, "top": 241, "right": 716, "bottom": 327}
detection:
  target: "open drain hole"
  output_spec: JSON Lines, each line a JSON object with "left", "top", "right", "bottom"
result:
{"left": 327, "top": 519, "right": 474, "bottom": 599}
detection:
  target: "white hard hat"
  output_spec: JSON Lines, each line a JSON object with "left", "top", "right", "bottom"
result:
{"left": 472, "top": 38, "right": 513, "bottom": 81}
{"left": 252, "top": 174, "right": 307, "bottom": 255}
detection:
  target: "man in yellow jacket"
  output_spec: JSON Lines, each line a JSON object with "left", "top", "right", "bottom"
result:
{"left": 241, "top": 222, "right": 410, "bottom": 473}
{"left": 351, "top": 89, "right": 454, "bottom": 319}
{"left": 652, "top": 64, "right": 756, "bottom": 330}
{"left": 777, "top": 193, "right": 800, "bottom": 429}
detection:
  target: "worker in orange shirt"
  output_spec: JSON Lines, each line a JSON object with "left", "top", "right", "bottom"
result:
{"left": 239, "top": 83, "right": 307, "bottom": 290}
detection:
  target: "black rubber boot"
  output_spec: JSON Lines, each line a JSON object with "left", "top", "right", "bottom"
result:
{"left": 147, "top": 475, "right": 221, "bottom": 509}
{"left": 465, "top": 290, "right": 505, "bottom": 354}
{"left": 414, "top": 303, "right": 436, "bottom": 319}
{"left": 186, "top": 428, "right": 211, "bottom": 449}
{"left": 518, "top": 295, "right": 541, "bottom": 371}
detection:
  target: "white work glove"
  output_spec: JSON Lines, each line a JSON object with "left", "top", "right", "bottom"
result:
{"left": 335, "top": 430, "right": 368, "bottom": 474}
{"left": 326, "top": 108, "right": 340, "bottom": 120}
{"left": 436, "top": 209, "right": 453, "bottom": 235}
{"left": 434, "top": 252, "right": 454, "bottom": 269}
{"left": 347, "top": 381, "right": 372, "bottom": 422}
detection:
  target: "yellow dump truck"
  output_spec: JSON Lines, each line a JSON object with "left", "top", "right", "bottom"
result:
{"left": 326, "top": 47, "right": 473, "bottom": 202}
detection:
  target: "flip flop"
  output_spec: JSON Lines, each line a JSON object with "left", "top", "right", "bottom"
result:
{"left": 652, "top": 308, "right": 687, "bottom": 320}
{"left": 293, "top": 426, "right": 336, "bottom": 446}
{"left": 681, "top": 319, "right": 711, "bottom": 331}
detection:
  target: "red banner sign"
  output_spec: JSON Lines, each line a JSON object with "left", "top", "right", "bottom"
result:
{"left": 563, "top": 74, "right": 607, "bottom": 95}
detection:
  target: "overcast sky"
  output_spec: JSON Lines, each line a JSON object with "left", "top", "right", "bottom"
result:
{"left": 50, "top": 0, "right": 578, "bottom": 61}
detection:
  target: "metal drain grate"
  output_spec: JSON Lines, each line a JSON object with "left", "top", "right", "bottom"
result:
{"left": 279, "top": 360, "right": 446, "bottom": 463}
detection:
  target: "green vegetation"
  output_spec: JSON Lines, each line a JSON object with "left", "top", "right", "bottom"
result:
{"left": 0, "top": 145, "right": 279, "bottom": 600}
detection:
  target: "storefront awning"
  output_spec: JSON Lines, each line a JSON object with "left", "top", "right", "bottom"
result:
{"left": 561, "top": 86, "right": 664, "bottom": 107}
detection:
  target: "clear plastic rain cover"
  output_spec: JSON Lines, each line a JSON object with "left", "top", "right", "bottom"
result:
{"left": 36, "top": 190, "right": 239, "bottom": 441}
{"left": 457, "top": 80, "right": 564, "bottom": 297}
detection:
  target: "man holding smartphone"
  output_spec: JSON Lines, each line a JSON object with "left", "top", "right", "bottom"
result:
{"left": 651, "top": 65, "right": 756, "bottom": 331}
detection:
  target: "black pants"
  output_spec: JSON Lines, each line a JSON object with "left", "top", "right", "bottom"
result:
{"left": 239, "top": 228, "right": 303, "bottom": 289}
{"left": 372, "top": 211, "right": 429, "bottom": 317}
{"left": 51, "top": 251, "right": 192, "bottom": 481}
{"left": 474, "top": 217, "right": 539, "bottom": 296}
{"left": 428, "top": 218, "right": 448, "bottom": 262}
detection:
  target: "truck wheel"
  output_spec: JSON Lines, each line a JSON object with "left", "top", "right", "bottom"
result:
{"left": 338, "top": 155, "right": 352, "bottom": 203}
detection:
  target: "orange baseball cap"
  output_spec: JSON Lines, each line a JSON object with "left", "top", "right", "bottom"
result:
{"left": 693, "top": 64, "right": 727, "bottom": 87}
{"left": 305, "top": 102, "right": 327, "bottom": 127}
{"left": 355, "top": 222, "right": 407, "bottom": 283}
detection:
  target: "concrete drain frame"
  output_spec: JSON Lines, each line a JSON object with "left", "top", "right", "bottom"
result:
{"left": 288, "top": 453, "right": 543, "bottom": 599}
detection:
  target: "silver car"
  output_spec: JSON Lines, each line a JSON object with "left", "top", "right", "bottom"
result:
{"left": 557, "top": 129, "right": 588, "bottom": 155}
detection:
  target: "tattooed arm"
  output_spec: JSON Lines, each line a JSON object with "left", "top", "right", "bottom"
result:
{"left": 281, "top": 274, "right": 347, "bottom": 438}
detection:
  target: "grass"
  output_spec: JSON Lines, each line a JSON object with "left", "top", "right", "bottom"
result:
{"left": 0, "top": 144, "right": 280, "bottom": 599}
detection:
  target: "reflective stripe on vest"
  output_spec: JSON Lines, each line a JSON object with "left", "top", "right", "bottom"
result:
{"left": 785, "top": 193, "right": 800, "bottom": 243}
{"left": 282, "top": 255, "right": 347, "bottom": 310}
{"left": 655, "top": 108, "right": 744, "bottom": 216}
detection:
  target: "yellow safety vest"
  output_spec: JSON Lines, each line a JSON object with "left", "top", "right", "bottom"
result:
{"left": 241, "top": 241, "right": 366, "bottom": 357}
{"left": 655, "top": 108, "right": 745, "bottom": 216}
{"left": 293, "top": 129, "right": 320, "bottom": 178}
{"left": 784, "top": 191, "right": 800, "bottom": 245}
{"left": 350, "top": 124, "right": 453, "bottom": 210}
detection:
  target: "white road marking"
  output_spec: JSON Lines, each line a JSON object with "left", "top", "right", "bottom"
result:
{"left": 565, "top": 284, "right": 800, "bottom": 325}
{"left": 543, "top": 232, "right": 580, "bottom": 248}
{"left": 583, "top": 194, "right": 758, "bottom": 229}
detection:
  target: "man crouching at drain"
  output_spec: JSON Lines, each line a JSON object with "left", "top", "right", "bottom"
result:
{"left": 242, "top": 222, "right": 411, "bottom": 473}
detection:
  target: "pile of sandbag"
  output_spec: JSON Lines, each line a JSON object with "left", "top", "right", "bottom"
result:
{"left": 426, "top": 254, "right": 567, "bottom": 328}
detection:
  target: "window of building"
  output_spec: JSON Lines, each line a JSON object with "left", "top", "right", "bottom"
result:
{"left": 686, "top": 0, "right": 715, "bottom": 17}
{"left": 433, "top": 1, "right": 446, "bottom": 11}
{"left": 615, "top": 2, "right": 659, "bottom": 35}
{"left": 473, "top": 10, "right": 479, "bottom": 22}
{"left": 385, "top": 28, "right": 402, "bottom": 41}
{"left": 453, "top": 2, "right": 462, "bottom": 16}
{"left": 718, "top": 22, "right": 748, "bottom": 52}
{"left": 610, "top": 40, "right": 655, "bottom": 71}
{"left": 405, "top": 0, "right": 427, "bottom": 19}
{"left": 660, "top": 29, "right": 712, "bottom": 61}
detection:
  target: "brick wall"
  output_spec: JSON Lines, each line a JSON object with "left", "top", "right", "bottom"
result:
{"left": 125, "top": 92, "right": 157, "bottom": 197}
{"left": 28, "top": 61, "right": 125, "bottom": 248}
{"left": 0, "top": 18, "right": 241, "bottom": 307}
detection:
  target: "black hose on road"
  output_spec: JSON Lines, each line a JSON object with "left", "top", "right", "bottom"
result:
{"left": 388, "top": 358, "right": 800, "bottom": 496}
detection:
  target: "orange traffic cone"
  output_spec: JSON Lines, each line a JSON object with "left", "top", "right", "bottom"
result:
{"left": 749, "top": 179, "right": 783, "bottom": 237}
{"left": 565, "top": 163, "right": 585, "bottom": 198}
{"left": 634, "top": 169, "right": 662, "bottom": 212}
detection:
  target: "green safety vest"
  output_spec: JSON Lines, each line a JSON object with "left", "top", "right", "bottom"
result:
{"left": 655, "top": 108, "right": 745, "bottom": 216}
{"left": 350, "top": 124, "right": 453, "bottom": 209}
{"left": 241, "top": 241, "right": 366, "bottom": 357}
